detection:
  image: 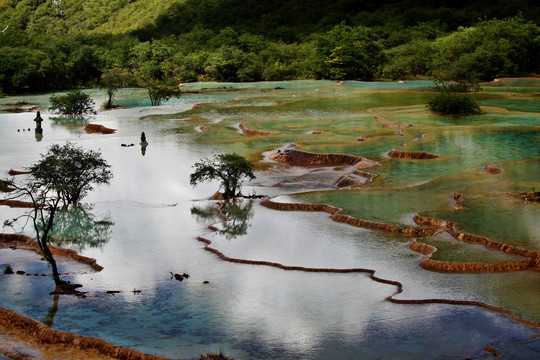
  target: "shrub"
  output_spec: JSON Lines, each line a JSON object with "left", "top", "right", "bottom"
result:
{"left": 428, "top": 92, "right": 480, "bottom": 115}
{"left": 49, "top": 90, "right": 96, "bottom": 115}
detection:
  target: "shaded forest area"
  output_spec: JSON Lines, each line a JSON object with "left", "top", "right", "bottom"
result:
{"left": 0, "top": 0, "right": 539, "bottom": 93}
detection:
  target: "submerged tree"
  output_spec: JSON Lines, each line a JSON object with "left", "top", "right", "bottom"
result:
{"left": 190, "top": 153, "right": 255, "bottom": 199}
{"left": 1, "top": 142, "right": 112, "bottom": 287}
{"left": 146, "top": 81, "right": 182, "bottom": 106}
{"left": 428, "top": 69, "right": 481, "bottom": 115}
{"left": 100, "top": 67, "right": 130, "bottom": 109}
{"left": 49, "top": 90, "right": 96, "bottom": 115}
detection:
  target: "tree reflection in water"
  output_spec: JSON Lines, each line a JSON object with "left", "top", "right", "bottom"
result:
{"left": 45, "top": 205, "right": 114, "bottom": 251}
{"left": 191, "top": 199, "right": 254, "bottom": 240}
{"left": 42, "top": 293, "right": 59, "bottom": 328}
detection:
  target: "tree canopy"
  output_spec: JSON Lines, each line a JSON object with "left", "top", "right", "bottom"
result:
{"left": 49, "top": 90, "right": 96, "bottom": 115}
{"left": 1, "top": 142, "right": 112, "bottom": 287}
{"left": 0, "top": 2, "right": 539, "bottom": 94}
{"left": 190, "top": 153, "right": 255, "bottom": 199}
{"left": 29, "top": 142, "right": 112, "bottom": 205}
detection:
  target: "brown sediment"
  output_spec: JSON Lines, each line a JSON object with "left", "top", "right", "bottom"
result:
{"left": 8, "top": 169, "right": 30, "bottom": 176}
{"left": 84, "top": 124, "right": 116, "bottom": 134}
{"left": 0, "top": 234, "right": 103, "bottom": 272}
{"left": 260, "top": 200, "right": 540, "bottom": 273}
{"left": 260, "top": 199, "right": 441, "bottom": 237}
{"left": 210, "top": 191, "right": 225, "bottom": 200}
{"left": 413, "top": 214, "right": 455, "bottom": 230}
{"left": 484, "top": 165, "right": 503, "bottom": 174}
{"left": 0, "top": 184, "right": 15, "bottom": 192}
{"left": 0, "top": 200, "right": 34, "bottom": 208}
{"left": 239, "top": 122, "right": 271, "bottom": 136}
{"left": 448, "top": 229, "right": 540, "bottom": 268}
{"left": 521, "top": 191, "right": 540, "bottom": 202}
{"left": 452, "top": 192, "right": 463, "bottom": 210}
{"left": 270, "top": 149, "right": 380, "bottom": 169}
{"left": 484, "top": 346, "right": 502, "bottom": 358}
{"left": 332, "top": 175, "right": 364, "bottom": 188}
{"left": 331, "top": 213, "right": 441, "bottom": 237}
{"left": 387, "top": 149, "right": 441, "bottom": 160}
{"left": 408, "top": 239, "right": 531, "bottom": 273}
{"left": 0, "top": 307, "right": 170, "bottom": 360}
{"left": 332, "top": 171, "right": 376, "bottom": 188}
{"left": 197, "top": 225, "right": 540, "bottom": 329}
{"left": 412, "top": 215, "right": 540, "bottom": 271}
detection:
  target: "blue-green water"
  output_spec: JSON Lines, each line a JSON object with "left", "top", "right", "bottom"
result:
{"left": 1, "top": 80, "right": 539, "bottom": 359}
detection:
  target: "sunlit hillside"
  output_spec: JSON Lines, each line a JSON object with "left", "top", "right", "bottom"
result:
{"left": 0, "top": 0, "right": 179, "bottom": 35}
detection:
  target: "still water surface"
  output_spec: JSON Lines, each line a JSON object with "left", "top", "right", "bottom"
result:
{"left": 0, "top": 79, "right": 539, "bottom": 359}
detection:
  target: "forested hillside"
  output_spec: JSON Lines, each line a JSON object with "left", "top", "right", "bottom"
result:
{"left": 0, "top": 0, "right": 539, "bottom": 94}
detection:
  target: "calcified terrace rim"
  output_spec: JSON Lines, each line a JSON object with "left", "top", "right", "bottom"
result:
{"left": 197, "top": 198, "right": 540, "bottom": 330}
{"left": 0, "top": 233, "right": 103, "bottom": 272}
{"left": 0, "top": 307, "right": 170, "bottom": 360}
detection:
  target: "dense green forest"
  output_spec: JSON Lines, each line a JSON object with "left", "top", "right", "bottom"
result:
{"left": 0, "top": 0, "right": 539, "bottom": 94}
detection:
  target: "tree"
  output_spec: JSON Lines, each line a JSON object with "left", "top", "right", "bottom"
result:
{"left": 146, "top": 82, "right": 182, "bottom": 106}
{"left": 314, "top": 24, "right": 384, "bottom": 80}
{"left": 100, "top": 67, "right": 130, "bottom": 109}
{"left": 29, "top": 142, "right": 112, "bottom": 205}
{"left": 1, "top": 143, "right": 112, "bottom": 287}
{"left": 190, "top": 153, "right": 255, "bottom": 199}
{"left": 49, "top": 90, "right": 96, "bottom": 115}
{"left": 427, "top": 69, "right": 481, "bottom": 115}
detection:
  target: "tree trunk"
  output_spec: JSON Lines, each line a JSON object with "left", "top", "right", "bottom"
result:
{"left": 40, "top": 237, "right": 62, "bottom": 285}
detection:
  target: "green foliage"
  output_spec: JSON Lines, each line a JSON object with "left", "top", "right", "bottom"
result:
{"left": 1, "top": 141, "right": 112, "bottom": 286}
{"left": 314, "top": 23, "right": 384, "bottom": 80}
{"left": 428, "top": 72, "right": 481, "bottom": 115}
{"left": 190, "top": 153, "right": 255, "bottom": 199}
{"left": 47, "top": 206, "right": 114, "bottom": 252}
{"left": 101, "top": 66, "right": 130, "bottom": 108}
{"left": 428, "top": 92, "right": 480, "bottom": 115}
{"left": 0, "top": 2, "right": 539, "bottom": 92}
{"left": 433, "top": 16, "right": 540, "bottom": 81}
{"left": 146, "top": 82, "right": 182, "bottom": 106}
{"left": 49, "top": 90, "right": 96, "bottom": 115}
{"left": 29, "top": 142, "right": 112, "bottom": 205}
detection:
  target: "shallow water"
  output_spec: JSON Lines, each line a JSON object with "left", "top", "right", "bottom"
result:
{"left": 1, "top": 80, "right": 539, "bottom": 359}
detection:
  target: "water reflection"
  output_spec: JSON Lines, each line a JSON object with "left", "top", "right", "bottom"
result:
{"left": 49, "top": 115, "right": 89, "bottom": 125}
{"left": 1, "top": 80, "right": 539, "bottom": 359}
{"left": 191, "top": 199, "right": 254, "bottom": 240}
{"left": 47, "top": 205, "right": 113, "bottom": 251}
{"left": 42, "top": 293, "right": 59, "bottom": 327}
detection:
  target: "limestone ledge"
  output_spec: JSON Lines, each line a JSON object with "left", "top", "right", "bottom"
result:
{"left": 84, "top": 124, "right": 116, "bottom": 134}
{"left": 387, "top": 149, "right": 441, "bottom": 160}
{"left": 0, "top": 233, "right": 103, "bottom": 272}
{"left": 239, "top": 122, "right": 271, "bottom": 136}
{"left": 484, "top": 165, "right": 503, "bottom": 174}
{"left": 8, "top": 169, "right": 30, "bottom": 176}
{"left": 0, "top": 307, "right": 169, "bottom": 360}
{"left": 0, "top": 200, "right": 34, "bottom": 208}
{"left": 270, "top": 148, "right": 380, "bottom": 169}
{"left": 198, "top": 212, "right": 540, "bottom": 330}
{"left": 260, "top": 200, "right": 540, "bottom": 273}
{"left": 260, "top": 199, "right": 441, "bottom": 237}
{"left": 411, "top": 215, "right": 540, "bottom": 272}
